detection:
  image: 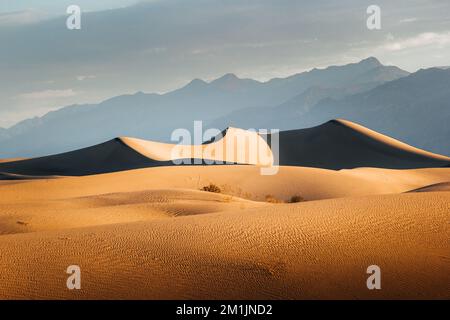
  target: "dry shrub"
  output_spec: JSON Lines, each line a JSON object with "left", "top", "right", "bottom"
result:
{"left": 289, "top": 195, "right": 304, "bottom": 203}
{"left": 201, "top": 183, "right": 221, "bottom": 193}
{"left": 265, "top": 194, "right": 283, "bottom": 203}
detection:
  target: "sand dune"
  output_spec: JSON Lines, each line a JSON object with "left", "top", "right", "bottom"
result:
{"left": 0, "top": 127, "right": 273, "bottom": 178}
{"left": 0, "top": 188, "right": 263, "bottom": 235}
{"left": 0, "top": 119, "right": 448, "bottom": 179}
{"left": 0, "top": 164, "right": 447, "bottom": 237}
{"left": 0, "top": 164, "right": 448, "bottom": 237}
{"left": 1, "top": 166, "right": 449, "bottom": 204}
{"left": 0, "top": 190, "right": 448, "bottom": 299}
{"left": 121, "top": 127, "right": 273, "bottom": 165}
{"left": 0, "top": 138, "right": 165, "bottom": 177}
{"left": 408, "top": 182, "right": 450, "bottom": 193}
{"left": 0, "top": 119, "right": 448, "bottom": 300}
{"left": 273, "top": 119, "right": 450, "bottom": 169}
{"left": 0, "top": 172, "right": 56, "bottom": 180}
{"left": 0, "top": 165, "right": 448, "bottom": 299}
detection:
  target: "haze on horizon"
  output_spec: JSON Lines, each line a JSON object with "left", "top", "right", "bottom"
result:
{"left": 1, "top": 0, "right": 450, "bottom": 128}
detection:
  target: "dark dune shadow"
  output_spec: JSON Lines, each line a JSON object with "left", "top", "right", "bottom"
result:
{"left": 1, "top": 120, "right": 449, "bottom": 179}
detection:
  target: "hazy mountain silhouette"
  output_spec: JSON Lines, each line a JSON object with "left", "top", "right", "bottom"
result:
{"left": 266, "top": 68, "right": 450, "bottom": 155}
{"left": 0, "top": 57, "right": 409, "bottom": 158}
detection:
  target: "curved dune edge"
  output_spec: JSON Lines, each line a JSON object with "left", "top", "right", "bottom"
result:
{"left": 0, "top": 119, "right": 449, "bottom": 179}
{"left": 407, "top": 181, "right": 450, "bottom": 193}
{"left": 120, "top": 127, "right": 274, "bottom": 166}
{"left": 121, "top": 119, "right": 450, "bottom": 166}
{"left": 1, "top": 165, "right": 449, "bottom": 203}
{"left": 0, "top": 120, "right": 449, "bottom": 300}
{"left": 0, "top": 172, "right": 57, "bottom": 180}
{"left": 0, "top": 165, "right": 449, "bottom": 236}
{"left": 334, "top": 119, "right": 450, "bottom": 161}
{"left": 0, "top": 188, "right": 264, "bottom": 235}
{"left": 0, "top": 165, "right": 448, "bottom": 299}
{"left": 273, "top": 119, "right": 450, "bottom": 169}
{"left": 0, "top": 192, "right": 448, "bottom": 299}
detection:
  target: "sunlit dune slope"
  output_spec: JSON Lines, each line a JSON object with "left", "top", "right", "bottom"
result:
{"left": 0, "top": 127, "right": 272, "bottom": 178}
{"left": 408, "top": 181, "right": 450, "bottom": 193}
{"left": 0, "top": 165, "right": 448, "bottom": 236}
{"left": 0, "top": 188, "right": 263, "bottom": 235}
{"left": 1, "top": 166, "right": 449, "bottom": 204}
{"left": 0, "top": 191, "right": 448, "bottom": 299}
{"left": 1, "top": 120, "right": 449, "bottom": 179}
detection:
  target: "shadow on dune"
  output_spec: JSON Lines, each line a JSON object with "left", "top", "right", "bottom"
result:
{"left": 0, "top": 138, "right": 171, "bottom": 178}
{"left": 270, "top": 119, "right": 450, "bottom": 169}
{"left": 0, "top": 119, "right": 449, "bottom": 179}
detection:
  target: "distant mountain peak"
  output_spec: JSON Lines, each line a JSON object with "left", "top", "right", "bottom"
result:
{"left": 184, "top": 78, "right": 208, "bottom": 89}
{"left": 2, "top": 58, "right": 443, "bottom": 158}
{"left": 220, "top": 73, "right": 239, "bottom": 80}
{"left": 211, "top": 73, "right": 240, "bottom": 84}
{"left": 190, "top": 78, "right": 208, "bottom": 85}
{"left": 414, "top": 67, "right": 448, "bottom": 76}
{"left": 359, "top": 56, "right": 382, "bottom": 67}
{"left": 209, "top": 73, "right": 257, "bottom": 92}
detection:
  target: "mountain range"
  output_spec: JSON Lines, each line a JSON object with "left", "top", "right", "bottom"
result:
{"left": 212, "top": 67, "right": 450, "bottom": 156}
{"left": 1, "top": 57, "right": 449, "bottom": 158}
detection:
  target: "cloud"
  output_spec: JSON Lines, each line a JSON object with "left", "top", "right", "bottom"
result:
{"left": 76, "top": 75, "right": 96, "bottom": 81}
{"left": 383, "top": 32, "right": 450, "bottom": 52}
{"left": 0, "top": 9, "right": 50, "bottom": 27}
{"left": 398, "top": 18, "right": 418, "bottom": 24}
{"left": 18, "top": 89, "right": 77, "bottom": 100}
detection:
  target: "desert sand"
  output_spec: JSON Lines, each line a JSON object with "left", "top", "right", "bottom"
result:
{"left": 0, "top": 120, "right": 449, "bottom": 299}
{"left": 0, "top": 165, "right": 449, "bottom": 299}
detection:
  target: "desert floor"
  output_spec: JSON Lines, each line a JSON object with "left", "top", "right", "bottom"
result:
{"left": 0, "top": 165, "right": 449, "bottom": 299}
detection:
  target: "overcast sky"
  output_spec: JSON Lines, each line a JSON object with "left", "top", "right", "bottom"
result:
{"left": 1, "top": 0, "right": 450, "bottom": 128}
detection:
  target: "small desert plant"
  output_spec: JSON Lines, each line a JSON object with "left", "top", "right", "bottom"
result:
{"left": 201, "top": 183, "right": 221, "bottom": 193}
{"left": 265, "top": 194, "right": 283, "bottom": 203}
{"left": 289, "top": 195, "right": 305, "bottom": 203}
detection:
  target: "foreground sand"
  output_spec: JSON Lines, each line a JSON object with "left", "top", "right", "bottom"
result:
{"left": 0, "top": 165, "right": 449, "bottom": 299}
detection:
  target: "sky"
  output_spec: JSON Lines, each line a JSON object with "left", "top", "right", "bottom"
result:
{"left": 1, "top": 0, "right": 450, "bottom": 128}
{"left": 0, "top": 0, "right": 139, "bottom": 15}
